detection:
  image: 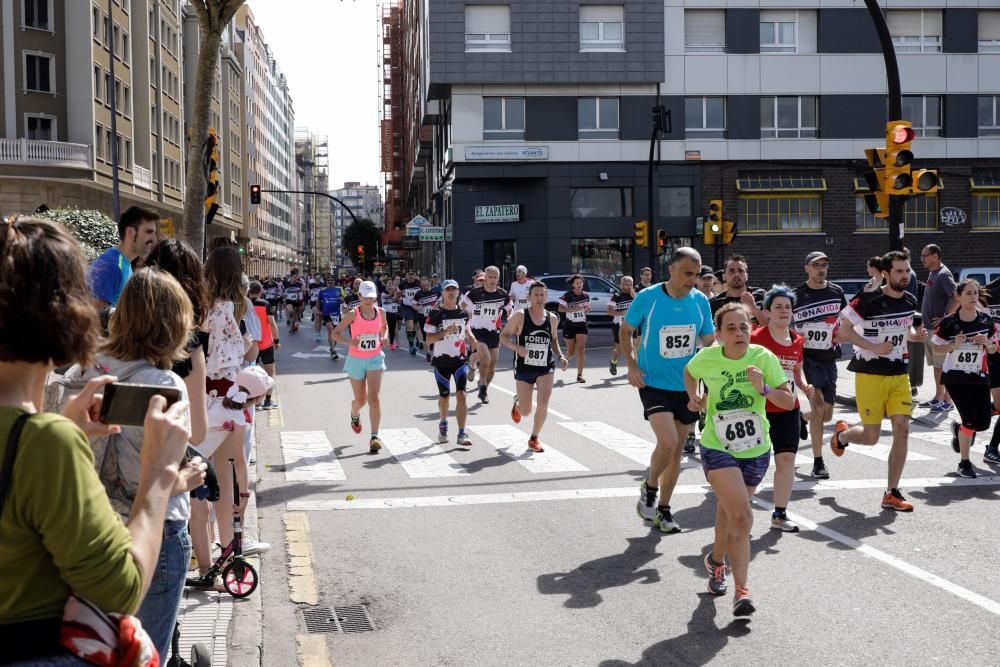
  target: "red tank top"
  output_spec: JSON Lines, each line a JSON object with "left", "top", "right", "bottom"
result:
{"left": 253, "top": 300, "right": 273, "bottom": 350}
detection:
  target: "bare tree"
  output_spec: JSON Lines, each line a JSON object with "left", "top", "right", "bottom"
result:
{"left": 182, "top": 0, "right": 246, "bottom": 255}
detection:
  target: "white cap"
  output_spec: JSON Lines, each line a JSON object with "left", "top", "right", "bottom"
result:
{"left": 515, "top": 265, "right": 528, "bottom": 275}
{"left": 359, "top": 281, "right": 378, "bottom": 299}
{"left": 233, "top": 365, "right": 274, "bottom": 400}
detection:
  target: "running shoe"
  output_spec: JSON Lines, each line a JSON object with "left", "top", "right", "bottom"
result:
{"left": 266, "top": 400, "right": 280, "bottom": 410}
{"left": 799, "top": 415, "right": 809, "bottom": 441}
{"left": 389, "top": 344, "right": 397, "bottom": 351}
{"left": 527, "top": 436, "right": 544, "bottom": 453}
{"left": 704, "top": 554, "right": 728, "bottom": 596}
{"left": 654, "top": 506, "right": 681, "bottom": 534}
{"left": 242, "top": 540, "right": 271, "bottom": 556}
{"left": 409, "top": 345, "right": 417, "bottom": 356}
{"left": 577, "top": 375, "right": 586, "bottom": 384}
{"left": 609, "top": 358, "right": 618, "bottom": 376}
{"left": 478, "top": 386, "right": 489, "bottom": 404}
{"left": 260, "top": 399, "right": 272, "bottom": 411}
{"left": 457, "top": 430, "right": 472, "bottom": 447}
{"left": 683, "top": 431, "right": 696, "bottom": 455}
{"left": 951, "top": 421, "right": 960, "bottom": 453}
{"left": 468, "top": 366, "right": 477, "bottom": 386}
{"left": 438, "top": 421, "right": 448, "bottom": 444}
{"left": 830, "top": 420, "right": 848, "bottom": 457}
{"left": 917, "top": 398, "right": 939, "bottom": 408}
{"left": 315, "top": 334, "right": 321, "bottom": 343}
{"left": 770, "top": 511, "right": 800, "bottom": 533}
{"left": 931, "top": 401, "right": 954, "bottom": 413}
{"left": 350, "top": 414, "right": 362, "bottom": 434}
{"left": 417, "top": 340, "right": 424, "bottom": 350}
{"left": 811, "top": 459, "right": 830, "bottom": 480}
{"left": 881, "top": 488, "right": 914, "bottom": 512}
{"left": 958, "top": 460, "right": 977, "bottom": 479}
{"left": 369, "top": 435, "right": 383, "bottom": 454}
{"left": 426, "top": 352, "right": 432, "bottom": 363}
{"left": 636, "top": 482, "right": 656, "bottom": 522}
{"left": 733, "top": 586, "right": 755, "bottom": 617}
{"left": 984, "top": 447, "right": 1000, "bottom": 465}
{"left": 511, "top": 396, "right": 522, "bottom": 424}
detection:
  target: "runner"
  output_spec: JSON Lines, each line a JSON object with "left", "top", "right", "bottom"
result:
{"left": 283, "top": 269, "right": 306, "bottom": 333}
{"left": 985, "top": 277, "right": 1000, "bottom": 464}
{"left": 793, "top": 251, "right": 848, "bottom": 479}
{"left": 559, "top": 275, "right": 591, "bottom": 383}
{"left": 309, "top": 273, "right": 325, "bottom": 342}
{"left": 697, "top": 265, "right": 715, "bottom": 299}
{"left": 752, "top": 286, "right": 813, "bottom": 532}
{"left": 250, "top": 281, "right": 281, "bottom": 410}
{"left": 318, "top": 275, "right": 344, "bottom": 360}
{"left": 621, "top": 247, "right": 715, "bottom": 534}
{"left": 424, "top": 280, "right": 477, "bottom": 447}
{"left": 383, "top": 277, "right": 402, "bottom": 350}
{"left": 501, "top": 281, "right": 570, "bottom": 452}
{"left": 331, "top": 281, "right": 389, "bottom": 454}
{"left": 931, "top": 279, "right": 999, "bottom": 477}
{"left": 415, "top": 276, "right": 441, "bottom": 362}
{"left": 461, "top": 266, "right": 508, "bottom": 404}
{"left": 263, "top": 275, "right": 283, "bottom": 322}
{"left": 399, "top": 269, "right": 423, "bottom": 355}
{"left": 607, "top": 275, "right": 635, "bottom": 376}
{"left": 463, "top": 269, "right": 486, "bottom": 384}
{"left": 863, "top": 256, "right": 883, "bottom": 293}
{"left": 637, "top": 266, "right": 654, "bottom": 291}
{"left": 709, "top": 254, "right": 769, "bottom": 326}
{"left": 343, "top": 277, "right": 362, "bottom": 312}
{"left": 508, "top": 265, "right": 532, "bottom": 313}
{"left": 832, "top": 249, "right": 928, "bottom": 512}
{"left": 685, "top": 302, "right": 794, "bottom": 615}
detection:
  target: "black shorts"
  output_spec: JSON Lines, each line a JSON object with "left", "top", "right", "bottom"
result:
{"left": 611, "top": 323, "right": 621, "bottom": 345}
{"left": 286, "top": 298, "right": 303, "bottom": 308}
{"left": 803, "top": 356, "right": 838, "bottom": 405}
{"left": 563, "top": 321, "right": 589, "bottom": 339}
{"left": 638, "top": 386, "right": 698, "bottom": 425}
{"left": 322, "top": 314, "right": 340, "bottom": 326}
{"left": 257, "top": 346, "right": 275, "bottom": 366}
{"left": 989, "top": 356, "right": 1000, "bottom": 390}
{"left": 514, "top": 366, "right": 554, "bottom": 385}
{"left": 402, "top": 306, "right": 421, "bottom": 322}
{"left": 472, "top": 328, "right": 500, "bottom": 350}
{"left": 433, "top": 364, "right": 468, "bottom": 397}
{"left": 945, "top": 381, "right": 994, "bottom": 432}
{"left": 767, "top": 408, "right": 800, "bottom": 454}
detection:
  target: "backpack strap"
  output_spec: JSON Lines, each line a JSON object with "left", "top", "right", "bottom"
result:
{"left": 0, "top": 413, "right": 32, "bottom": 521}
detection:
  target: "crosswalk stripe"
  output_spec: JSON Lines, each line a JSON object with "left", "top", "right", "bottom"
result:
{"left": 379, "top": 428, "right": 469, "bottom": 478}
{"left": 846, "top": 442, "right": 935, "bottom": 462}
{"left": 912, "top": 429, "right": 986, "bottom": 455}
{"left": 557, "top": 421, "right": 697, "bottom": 468}
{"left": 280, "top": 431, "right": 346, "bottom": 481}
{"left": 468, "top": 424, "right": 589, "bottom": 473}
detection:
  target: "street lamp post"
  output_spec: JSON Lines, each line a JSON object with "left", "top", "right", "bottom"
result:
{"left": 107, "top": 0, "right": 120, "bottom": 222}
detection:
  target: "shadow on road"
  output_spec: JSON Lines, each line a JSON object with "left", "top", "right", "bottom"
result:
{"left": 907, "top": 481, "right": 1000, "bottom": 507}
{"left": 798, "top": 496, "right": 898, "bottom": 550}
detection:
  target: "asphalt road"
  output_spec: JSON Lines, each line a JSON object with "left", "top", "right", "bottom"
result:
{"left": 251, "top": 316, "right": 1000, "bottom": 666}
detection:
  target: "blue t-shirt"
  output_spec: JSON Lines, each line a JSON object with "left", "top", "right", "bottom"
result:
{"left": 624, "top": 284, "right": 714, "bottom": 391}
{"left": 89, "top": 247, "right": 132, "bottom": 306}
{"left": 319, "top": 287, "right": 343, "bottom": 317}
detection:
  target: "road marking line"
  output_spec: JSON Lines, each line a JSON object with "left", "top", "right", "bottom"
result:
{"left": 558, "top": 421, "right": 697, "bottom": 468}
{"left": 379, "top": 428, "right": 469, "bottom": 478}
{"left": 468, "top": 424, "right": 589, "bottom": 474}
{"left": 489, "top": 383, "right": 572, "bottom": 420}
{"left": 284, "top": 513, "right": 318, "bottom": 605}
{"left": 296, "top": 634, "right": 331, "bottom": 667}
{"left": 846, "top": 442, "right": 934, "bottom": 462}
{"left": 268, "top": 404, "right": 284, "bottom": 428}
{"left": 287, "top": 475, "right": 1000, "bottom": 511}
{"left": 280, "top": 431, "right": 346, "bottom": 481}
{"left": 912, "top": 429, "right": 986, "bottom": 455}
{"left": 751, "top": 495, "right": 1000, "bottom": 618}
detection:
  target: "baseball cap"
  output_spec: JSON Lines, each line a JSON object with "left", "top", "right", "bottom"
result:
{"left": 359, "top": 281, "right": 378, "bottom": 298}
{"left": 805, "top": 251, "right": 830, "bottom": 264}
{"left": 515, "top": 265, "right": 528, "bottom": 275}
{"left": 442, "top": 279, "right": 459, "bottom": 290}
{"left": 234, "top": 366, "right": 274, "bottom": 400}
{"left": 699, "top": 265, "right": 714, "bottom": 278}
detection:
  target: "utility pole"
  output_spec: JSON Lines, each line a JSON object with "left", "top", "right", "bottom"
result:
{"left": 107, "top": 0, "right": 120, "bottom": 222}
{"left": 647, "top": 84, "right": 670, "bottom": 282}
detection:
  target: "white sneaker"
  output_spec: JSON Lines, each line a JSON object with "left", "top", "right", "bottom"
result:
{"left": 242, "top": 539, "right": 271, "bottom": 556}
{"left": 635, "top": 482, "right": 656, "bottom": 522}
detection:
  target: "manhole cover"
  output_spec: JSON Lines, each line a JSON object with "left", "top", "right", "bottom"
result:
{"left": 301, "top": 605, "right": 375, "bottom": 634}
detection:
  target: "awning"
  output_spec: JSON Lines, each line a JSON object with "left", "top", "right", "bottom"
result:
{"left": 736, "top": 173, "right": 826, "bottom": 192}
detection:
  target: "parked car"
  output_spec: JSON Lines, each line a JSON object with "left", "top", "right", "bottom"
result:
{"left": 537, "top": 274, "right": 617, "bottom": 324}
{"left": 831, "top": 278, "right": 873, "bottom": 302}
{"left": 958, "top": 267, "right": 1000, "bottom": 285}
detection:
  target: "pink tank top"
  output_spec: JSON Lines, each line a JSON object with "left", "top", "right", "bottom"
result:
{"left": 348, "top": 306, "right": 383, "bottom": 358}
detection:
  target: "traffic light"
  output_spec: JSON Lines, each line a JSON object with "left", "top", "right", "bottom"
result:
{"left": 655, "top": 229, "right": 668, "bottom": 255}
{"left": 250, "top": 184, "right": 261, "bottom": 205}
{"left": 634, "top": 220, "right": 649, "bottom": 248}
{"left": 723, "top": 221, "right": 736, "bottom": 245}
{"left": 861, "top": 147, "right": 890, "bottom": 218}
{"left": 204, "top": 128, "right": 220, "bottom": 225}
{"left": 704, "top": 200, "right": 722, "bottom": 245}
{"left": 912, "top": 168, "right": 940, "bottom": 194}
{"left": 883, "top": 120, "right": 914, "bottom": 195}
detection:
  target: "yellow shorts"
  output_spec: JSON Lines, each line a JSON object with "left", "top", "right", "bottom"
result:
{"left": 855, "top": 373, "right": 912, "bottom": 424}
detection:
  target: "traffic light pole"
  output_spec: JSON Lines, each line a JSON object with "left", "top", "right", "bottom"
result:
{"left": 256, "top": 189, "right": 360, "bottom": 225}
{"left": 647, "top": 86, "right": 670, "bottom": 282}
{"left": 864, "top": 0, "right": 905, "bottom": 251}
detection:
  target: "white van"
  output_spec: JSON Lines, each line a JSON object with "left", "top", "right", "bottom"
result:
{"left": 959, "top": 267, "right": 1000, "bottom": 285}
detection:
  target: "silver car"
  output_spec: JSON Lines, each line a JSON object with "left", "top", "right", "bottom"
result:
{"left": 537, "top": 274, "right": 618, "bottom": 324}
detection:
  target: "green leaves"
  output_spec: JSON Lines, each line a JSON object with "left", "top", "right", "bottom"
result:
{"left": 35, "top": 208, "right": 117, "bottom": 262}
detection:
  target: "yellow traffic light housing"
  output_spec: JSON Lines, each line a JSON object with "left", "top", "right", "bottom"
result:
{"left": 883, "top": 121, "right": 914, "bottom": 195}
{"left": 634, "top": 220, "right": 649, "bottom": 248}
{"left": 864, "top": 191, "right": 891, "bottom": 219}
{"left": 912, "top": 168, "right": 940, "bottom": 194}
{"left": 204, "top": 128, "right": 221, "bottom": 224}
{"left": 722, "top": 221, "right": 736, "bottom": 245}
{"left": 655, "top": 229, "right": 668, "bottom": 255}
{"left": 704, "top": 200, "right": 722, "bottom": 246}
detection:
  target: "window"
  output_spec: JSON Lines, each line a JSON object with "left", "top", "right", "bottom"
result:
{"left": 902, "top": 96, "right": 941, "bottom": 137}
{"left": 971, "top": 173, "right": 1000, "bottom": 229}
{"left": 124, "top": 139, "right": 131, "bottom": 170}
{"left": 685, "top": 97, "right": 725, "bottom": 138}
{"left": 152, "top": 151, "right": 158, "bottom": 182}
{"left": 570, "top": 188, "right": 632, "bottom": 218}
{"left": 578, "top": 97, "right": 619, "bottom": 138}
{"left": 25, "top": 114, "right": 53, "bottom": 140}
{"left": 24, "top": 0, "right": 50, "bottom": 30}
{"left": 737, "top": 173, "right": 826, "bottom": 191}
{"left": 570, "top": 239, "right": 632, "bottom": 280}
{"left": 982, "top": 12, "right": 1000, "bottom": 53}
{"left": 761, "top": 96, "right": 817, "bottom": 138}
{"left": 979, "top": 96, "right": 1000, "bottom": 136}
{"left": 104, "top": 128, "right": 112, "bottom": 161}
{"left": 103, "top": 14, "right": 111, "bottom": 46}
{"left": 580, "top": 5, "right": 624, "bottom": 51}
{"left": 760, "top": 11, "right": 797, "bottom": 53}
{"left": 95, "top": 123, "right": 103, "bottom": 160}
{"left": 465, "top": 5, "right": 511, "bottom": 51}
{"left": 888, "top": 10, "right": 941, "bottom": 53}
{"left": 123, "top": 84, "right": 131, "bottom": 116}
{"left": 113, "top": 24, "right": 121, "bottom": 57}
{"left": 105, "top": 71, "right": 111, "bottom": 102}
{"left": 658, "top": 187, "right": 693, "bottom": 217}
{"left": 736, "top": 172, "right": 824, "bottom": 233}
{"left": 122, "top": 33, "right": 129, "bottom": 64}
{"left": 93, "top": 64, "right": 102, "bottom": 101}
{"left": 855, "top": 192, "right": 938, "bottom": 231}
{"left": 23, "top": 53, "right": 53, "bottom": 92}
{"left": 149, "top": 56, "right": 156, "bottom": 84}
{"left": 685, "top": 10, "right": 725, "bottom": 53}
{"left": 483, "top": 96, "right": 524, "bottom": 139}
{"left": 92, "top": 6, "right": 100, "bottom": 38}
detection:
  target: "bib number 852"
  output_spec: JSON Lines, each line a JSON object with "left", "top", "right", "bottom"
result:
{"left": 725, "top": 419, "right": 756, "bottom": 442}
{"left": 663, "top": 335, "right": 690, "bottom": 350}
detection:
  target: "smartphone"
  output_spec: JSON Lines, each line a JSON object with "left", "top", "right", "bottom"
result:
{"left": 99, "top": 383, "right": 181, "bottom": 427}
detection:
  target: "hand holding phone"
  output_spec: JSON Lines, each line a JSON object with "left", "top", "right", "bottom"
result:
{"left": 99, "top": 383, "right": 182, "bottom": 427}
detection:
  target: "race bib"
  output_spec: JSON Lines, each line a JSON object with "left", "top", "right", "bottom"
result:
{"left": 658, "top": 324, "right": 696, "bottom": 359}
{"left": 442, "top": 319, "right": 465, "bottom": 343}
{"left": 715, "top": 410, "right": 764, "bottom": 453}
{"left": 879, "top": 327, "right": 908, "bottom": 359}
{"left": 568, "top": 309, "right": 587, "bottom": 323}
{"left": 799, "top": 321, "right": 834, "bottom": 351}
{"left": 516, "top": 297, "right": 529, "bottom": 310}
{"left": 480, "top": 303, "right": 502, "bottom": 321}
{"left": 525, "top": 342, "right": 549, "bottom": 367}
{"left": 383, "top": 302, "right": 399, "bottom": 314}
{"left": 358, "top": 333, "right": 379, "bottom": 351}
{"left": 949, "top": 343, "right": 985, "bottom": 374}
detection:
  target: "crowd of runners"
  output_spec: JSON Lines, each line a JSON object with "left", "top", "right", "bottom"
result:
{"left": 257, "top": 242, "right": 999, "bottom": 619}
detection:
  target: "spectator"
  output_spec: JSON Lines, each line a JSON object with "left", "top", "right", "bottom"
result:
{"left": 203, "top": 247, "right": 250, "bottom": 396}
{"left": 0, "top": 217, "right": 189, "bottom": 663}
{"left": 920, "top": 244, "right": 958, "bottom": 410}
{"left": 89, "top": 206, "right": 160, "bottom": 309}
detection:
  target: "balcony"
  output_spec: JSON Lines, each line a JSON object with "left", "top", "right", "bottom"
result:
{"left": 0, "top": 138, "right": 91, "bottom": 169}
{"left": 133, "top": 165, "right": 152, "bottom": 189}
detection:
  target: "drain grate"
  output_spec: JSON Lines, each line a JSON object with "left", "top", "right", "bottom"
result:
{"left": 301, "top": 605, "right": 375, "bottom": 634}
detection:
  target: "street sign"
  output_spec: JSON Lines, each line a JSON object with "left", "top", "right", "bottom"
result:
{"left": 475, "top": 204, "right": 520, "bottom": 223}
{"left": 445, "top": 226, "right": 453, "bottom": 242}
{"left": 419, "top": 226, "right": 445, "bottom": 241}
{"left": 159, "top": 217, "right": 174, "bottom": 237}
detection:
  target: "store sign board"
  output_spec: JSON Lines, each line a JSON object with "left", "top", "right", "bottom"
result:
{"left": 419, "top": 226, "right": 445, "bottom": 241}
{"left": 464, "top": 146, "right": 548, "bottom": 161}
{"left": 475, "top": 204, "right": 520, "bottom": 224}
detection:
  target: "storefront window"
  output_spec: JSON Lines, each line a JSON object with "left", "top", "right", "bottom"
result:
{"left": 571, "top": 238, "right": 633, "bottom": 281}
{"left": 658, "top": 187, "right": 693, "bottom": 217}
{"left": 570, "top": 188, "right": 633, "bottom": 218}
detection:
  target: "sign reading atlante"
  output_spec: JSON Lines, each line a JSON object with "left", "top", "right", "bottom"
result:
{"left": 475, "top": 204, "right": 520, "bottom": 224}
{"left": 464, "top": 146, "right": 548, "bottom": 161}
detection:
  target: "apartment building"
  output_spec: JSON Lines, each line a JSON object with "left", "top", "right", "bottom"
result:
{"left": 296, "top": 129, "right": 333, "bottom": 273}
{"left": 394, "top": 1, "right": 1000, "bottom": 285}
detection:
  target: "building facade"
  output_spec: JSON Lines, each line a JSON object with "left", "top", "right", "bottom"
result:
{"left": 296, "top": 129, "right": 333, "bottom": 274}
{"left": 391, "top": 1, "right": 1000, "bottom": 287}
{"left": 331, "top": 181, "right": 384, "bottom": 273}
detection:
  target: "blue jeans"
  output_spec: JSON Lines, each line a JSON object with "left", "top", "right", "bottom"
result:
{"left": 137, "top": 520, "right": 191, "bottom": 658}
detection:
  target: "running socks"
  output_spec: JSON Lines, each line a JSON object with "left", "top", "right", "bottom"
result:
{"left": 644, "top": 484, "right": 658, "bottom": 506}
{"left": 407, "top": 331, "right": 415, "bottom": 346}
